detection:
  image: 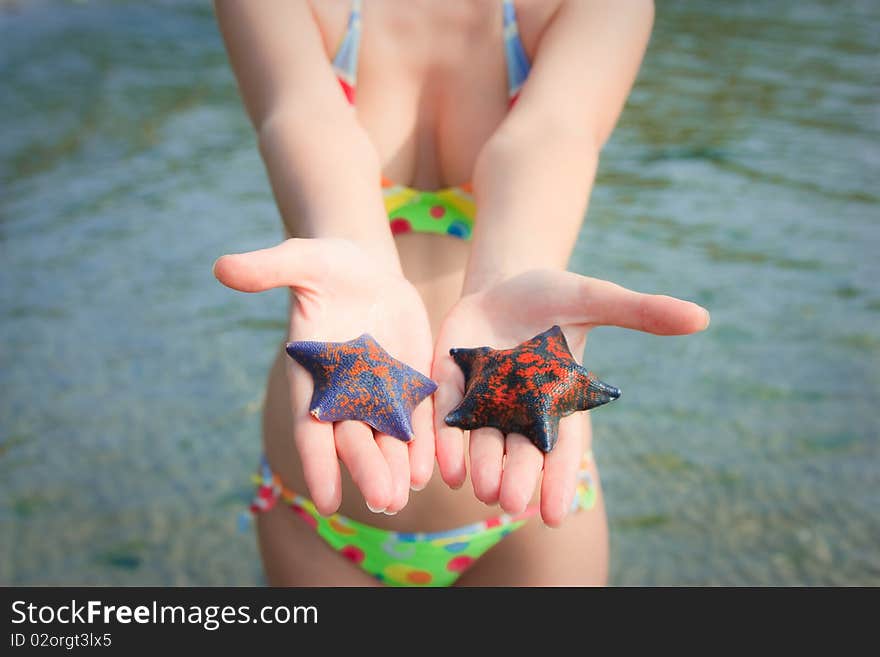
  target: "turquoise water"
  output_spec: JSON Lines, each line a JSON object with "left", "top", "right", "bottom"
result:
{"left": 1, "top": 0, "right": 877, "bottom": 585}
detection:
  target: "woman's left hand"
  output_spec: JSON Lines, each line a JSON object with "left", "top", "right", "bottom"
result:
{"left": 431, "top": 269, "right": 710, "bottom": 526}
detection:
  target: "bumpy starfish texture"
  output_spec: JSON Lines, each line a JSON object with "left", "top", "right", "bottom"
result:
{"left": 444, "top": 326, "right": 621, "bottom": 453}
{"left": 285, "top": 334, "right": 436, "bottom": 442}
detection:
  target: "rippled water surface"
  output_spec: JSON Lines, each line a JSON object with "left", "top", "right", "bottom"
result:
{"left": 2, "top": 0, "right": 878, "bottom": 585}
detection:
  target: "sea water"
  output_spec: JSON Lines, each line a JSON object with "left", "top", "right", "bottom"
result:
{"left": 1, "top": 0, "right": 877, "bottom": 585}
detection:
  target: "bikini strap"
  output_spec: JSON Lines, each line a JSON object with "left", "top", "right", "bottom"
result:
{"left": 332, "top": 0, "right": 363, "bottom": 104}
{"left": 502, "top": 0, "right": 531, "bottom": 105}
{"left": 333, "top": 1, "right": 530, "bottom": 107}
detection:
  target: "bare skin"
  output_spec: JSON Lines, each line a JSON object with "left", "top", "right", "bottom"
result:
{"left": 213, "top": 0, "right": 706, "bottom": 585}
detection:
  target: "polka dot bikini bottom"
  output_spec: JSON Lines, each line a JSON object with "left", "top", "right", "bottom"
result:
{"left": 247, "top": 453, "right": 596, "bottom": 587}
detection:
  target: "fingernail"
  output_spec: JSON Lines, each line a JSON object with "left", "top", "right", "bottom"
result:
{"left": 703, "top": 309, "right": 711, "bottom": 329}
{"left": 366, "top": 502, "right": 387, "bottom": 513}
{"left": 382, "top": 509, "right": 398, "bottom": 516}
{"left": 410, "top": 482, "right": 426, "bottom": 491}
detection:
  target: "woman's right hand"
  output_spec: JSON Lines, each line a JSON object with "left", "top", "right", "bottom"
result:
{"left": 213, "top": 238, "right": 435, "bottom": 516}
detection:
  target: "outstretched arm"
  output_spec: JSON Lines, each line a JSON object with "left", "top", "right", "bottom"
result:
{"left": 214, "top": 2, "right": 435, "bottom": 514}
{"left": 214, "top": 0, "right": 397, "bottom": 263}
{"left": 465, "top": 0, "right": 655, "bottom": 291}
{"left": 432, "top": 1, "right": 711, "bottom": 524}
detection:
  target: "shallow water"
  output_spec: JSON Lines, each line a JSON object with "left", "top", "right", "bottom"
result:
{"left": 1, "top": 0, "right": 878, "bottom": 585}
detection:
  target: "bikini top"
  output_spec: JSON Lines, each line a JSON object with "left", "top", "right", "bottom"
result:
{"left": 331, "top": 0, "right": 532, "bottom": 240}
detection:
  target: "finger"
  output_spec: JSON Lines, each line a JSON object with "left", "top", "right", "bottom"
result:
{"left": 407, "top": 395, "right": 435, "bottom": 491}
{"left": 376, "top": 434, "right": 411, "bottom": 514}
{"left": 469, "top": 428, "right": 505, "bottom": 505}
{"left": 213, "top": 238, "right": 329, "bottom": 293}
{"left": 432, "top": 352, "right": 467, "bottom": 489}
{"left": 334, "top": 421, "right": 392, "bottom": 513}
{"left": 540, "top": 414, "right": 583, "bottom": 527}
{"left": 289, "top": 362, "right": 342, "bottom": 515}
{"left": 576, "top": 276, "right": 710, "bottom": 335}
{"left": 543, "top": 272, "right": 710, "bottom": 335}
{"left": 499, "top": 433, "right": 544, "bottom": 515}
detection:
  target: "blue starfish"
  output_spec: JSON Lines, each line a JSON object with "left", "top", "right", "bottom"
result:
{"left": 285, "top": 334, "right": 437, "bottom": 442}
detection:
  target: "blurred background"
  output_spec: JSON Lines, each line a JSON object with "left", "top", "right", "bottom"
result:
{"left": 1, "top": 0, "right": 877, "bottom": 585}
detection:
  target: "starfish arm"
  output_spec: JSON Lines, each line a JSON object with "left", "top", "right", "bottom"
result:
{"left": 351, "top": 333, "right": 376, "bottom": 353}
{"left": 449, "top": 346, "right": 489, "bottom": 381}
{"left": 286, "top": 341, "right": 338, "bottom": 377}
{"left": 443, "top": 393, "right": 482, "bottom": 430}
{"left": 286, "top": 339, "right": 334, "bottom": 364}
{"left": 535, "top": 324, "right": 576, "bottom": 360}
{"left": 285, "top": 341, "right": 339, "bottom": 401}
{"left": 366, "top": 407, "right": 416, "bottom": 442}
{"left": 363, "top": 373, "right": 433, "bottom": 441}
{"left": 574, "top": 367, "right": 621, "bottom": 410}
{"left": 400, "top": 372, "right": 439, "bottom": 413}
{"left": 530, "top": 414, "right": 561, "bottom": 453}
{"left": 306, "top": 385, "right": 352, "bottom": 422}
{"left": 416, "top": 370, "right": 439, "bottom": 395}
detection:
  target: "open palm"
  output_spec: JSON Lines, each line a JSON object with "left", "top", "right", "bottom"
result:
{"left": 214, "top": 238, "right": 435, "bottom": 515}
{"left": 432, "top": 269, "right": 710, "bottom": 526}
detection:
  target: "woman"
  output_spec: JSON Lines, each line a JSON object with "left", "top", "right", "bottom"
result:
{"left": 212, "top": 0, "right": 708, "bottom": 586}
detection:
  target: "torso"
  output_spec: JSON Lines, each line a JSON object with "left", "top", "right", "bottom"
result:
{"left": 309, "top": 0, "right": 557, "bottom": 189}
{"left": 266, "top": 0, "right": 565, "bottom": 530}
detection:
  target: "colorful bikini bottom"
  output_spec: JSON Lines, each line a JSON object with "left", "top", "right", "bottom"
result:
{"left": 247, "top": 453, "right": 596, "bottom": 587}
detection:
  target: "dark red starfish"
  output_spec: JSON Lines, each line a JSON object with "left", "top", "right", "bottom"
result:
{"left": 444, "top": 326, "right": 620, "bottom": 452}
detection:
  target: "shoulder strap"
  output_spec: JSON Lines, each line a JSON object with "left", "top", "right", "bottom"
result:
{"left": 332, "top": 0, "right": 363, "bottom": 103}
{"left": 502, "top": 0, "right": 532, "bottom": 105}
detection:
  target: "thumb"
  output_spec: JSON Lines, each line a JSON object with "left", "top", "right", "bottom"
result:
{"left": 212, "top": 238, "right": 329, "bottom": 293}
{"left": 574, "top": 275, "right": 711, "bottom": 335}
